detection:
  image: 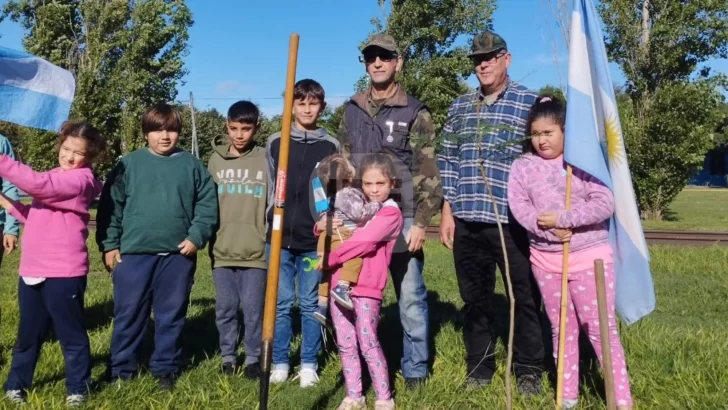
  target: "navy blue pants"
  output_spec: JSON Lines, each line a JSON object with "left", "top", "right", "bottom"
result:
{"left": 4, "top": 277, "right": 91, "bottom": 395}
{"left": 110, "top": 254, "right": 196, "bottom": 378}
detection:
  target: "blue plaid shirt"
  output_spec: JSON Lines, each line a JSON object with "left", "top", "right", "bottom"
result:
{"left": 437, "top": 80, "right": 537, "bottom": 224}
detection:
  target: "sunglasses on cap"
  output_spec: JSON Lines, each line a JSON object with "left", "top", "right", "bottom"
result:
{"left": 359, "top": 51, "right": 399, "bottom": 64}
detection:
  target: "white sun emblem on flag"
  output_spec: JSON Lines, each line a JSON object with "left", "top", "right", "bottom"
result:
{"left": 605, "top": 113, "right": 625, "bottom": 164}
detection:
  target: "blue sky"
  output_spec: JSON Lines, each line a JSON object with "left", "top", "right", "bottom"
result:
{"left": 1, "top": 0, "right": 725, "bottom": 118}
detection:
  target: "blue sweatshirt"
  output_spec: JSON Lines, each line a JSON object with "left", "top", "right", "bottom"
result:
{"left": 0, "top": 134, "right": 19, "bottom": 236}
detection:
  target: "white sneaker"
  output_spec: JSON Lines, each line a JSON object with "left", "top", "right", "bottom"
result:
{"left": 5, "top": 390, "right": 25, "bottom": 404}
{"left": 375, "top": 398, "right": 396, "bottom": 410}
{"left": 298, "top": 367, "right": 319, "bottom": 388}
{"left": 563, "top": 399, "right": 578, "bottom": 409}
{"left": 336, "top": 396, "right": 366, "bottom": 410}
{"left": 269, "top": 368, "right": 289, "bottom": 384}
{"left": 66, "top": 394, "right": 87, "bottom": 407}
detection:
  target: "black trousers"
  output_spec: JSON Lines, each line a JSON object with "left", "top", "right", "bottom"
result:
{"left": 453, "top": 217, "right": 544, "bottom": 380}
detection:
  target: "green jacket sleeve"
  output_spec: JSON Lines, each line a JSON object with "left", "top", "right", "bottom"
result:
{"left": 409, "top": 108, "right": 443, "bottom": 228}
{"left": 0, "top": 136, "right": 20, "bottom": 235}
{"left": 96, "top": 161, "right": 126, "bottom": 252}
{"left": 186, "top": 162, "right": 219, "bottom": 249}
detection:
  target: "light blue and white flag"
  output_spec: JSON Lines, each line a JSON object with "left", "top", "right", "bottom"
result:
{"left": 0, "top": 46, "right": 75, "bottom": 131}
{"left": 565, "top": 0, "right": 655, "bottom": 325}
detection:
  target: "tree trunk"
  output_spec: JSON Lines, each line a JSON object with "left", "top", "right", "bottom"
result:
{"left": 640, "top": 0, "right": 650, "bottom": 54}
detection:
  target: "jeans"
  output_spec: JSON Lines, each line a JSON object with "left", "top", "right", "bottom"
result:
{"left": 213, "top": 267, "right": 267, "bottom": 365}
{"left": 4, "top": 277, "right": 91, "bottom": 395}
{"left": 110, "top": 254, "right": 196, "bottom": 377}
{"left": 266, "top": 245, "right": 322, "bottom": 371}
{"left": 452, "top": 217, "right": 545, "bottom": 380}
{"left": 388, "top": 217, "right": 429, "bottom": 379}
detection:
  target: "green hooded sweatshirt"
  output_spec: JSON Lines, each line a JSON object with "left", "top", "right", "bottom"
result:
{"left": 207, "top": 135, "right": 268, "bottom": 269}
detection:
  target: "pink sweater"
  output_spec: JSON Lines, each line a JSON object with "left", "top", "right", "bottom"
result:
{"left": 507, "top": 153, "right": 614, "bottom": 254}
{"left": 322, "top": 199, "right": 403, "bottom": 300}
{"left": 0, "top": 156, "right": 102, "bottom": 278}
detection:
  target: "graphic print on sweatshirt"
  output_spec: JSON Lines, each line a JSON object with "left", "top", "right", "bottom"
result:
{"left": 216, "top": 168, "right": 265, "bottom": 198}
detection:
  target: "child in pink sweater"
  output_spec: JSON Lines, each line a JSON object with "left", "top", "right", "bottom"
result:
{"left": 507, "top": 96, "right": 633, "bottom": 409}
{"left": 315, "top": 153, "right": 403, "bottom": 410}
{"left": 0, "top": 121, "right": 105, "bottom": 407}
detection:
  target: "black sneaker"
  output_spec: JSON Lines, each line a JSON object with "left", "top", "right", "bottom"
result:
{"left": 5, "top": 390, "right": 26, "bottom": 404}
{"left": 516, "top": 374, "right": 542, "bottom": 397}
{"left": 244, "top": 363, "right": 261, "bottom": 380}
{"left": 157, "top": 373, "right": 177, "bottom": 391}
{"left": 222, "top": 362, "right": 235, "bottom": 375}
{"left": 404, "top": 377, "right": 426, "bottom": 390}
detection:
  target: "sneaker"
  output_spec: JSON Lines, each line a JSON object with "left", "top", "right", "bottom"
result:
{"left": 244, "top": 363, "right": 261, "bottom": 380}
{"left": 157, "top": 373, "right": 176, "bottom": 391}
{"left": 331, "top": 284, "right": 354, "bottom": 310}
{"left": 222, "top": 362, "right": 236, "bottom": 375}
{"left": 375, "top": 398, "right": 396, "bottom": 410}
{"left": 563, "top": 399, "right": 578, "bottom": 409}
{"left": 465, "top": 376, "right": 491, "bottom": 389}
{"left": 5, "top": 390, "right": 25, "bottom": 404}
{"left": 336, "top": 396, "right": 366, "bottom": 410}
{"left": 269, "top": 368, "right": 288, "bottom": 384}
{"left": 298, "top": 367, "right": 319, "bottom": 388}
{"left": 313, "top": 304, "right": 328, "bottom": 326}
{"left": 404, "top": 377, "right": 425, "bottom": 390}
{"left": 516, "top": 374, "right": 542, "bottom": 397}
{"left": 66, "top": 394, "right": 87, "bottom": 407}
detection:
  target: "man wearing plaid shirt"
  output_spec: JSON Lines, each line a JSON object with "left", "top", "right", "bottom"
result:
{"left": 437, "top": 31, "right": 545, "bottom": 394}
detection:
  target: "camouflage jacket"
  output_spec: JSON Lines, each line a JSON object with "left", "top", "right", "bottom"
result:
{"left": 337, "top": 85, "right": 442, "bottom": 228}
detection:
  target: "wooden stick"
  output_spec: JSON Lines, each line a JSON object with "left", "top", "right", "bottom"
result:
{"left": 479, "top": 164, "right": 515, "bottom": 410}
{"left": 259, "top": 33, "right": 299, "bottom": 410}
{"left": 556, "top": 164, "right": 573, "bottom": 409}
{"left": 595, "top": 259, "right": 617, "bottom": 410}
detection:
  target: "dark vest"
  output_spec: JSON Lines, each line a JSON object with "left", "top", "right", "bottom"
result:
{"left": 343, "top": 95, "right": 425, "bottom": 218}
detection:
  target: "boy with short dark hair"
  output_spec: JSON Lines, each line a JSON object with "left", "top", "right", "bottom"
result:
{"left": 265, "top": 78, "right": 339, "bottom": 387}
{"left": 207, "top": 100, "right": 268, "bottom": 379}
{"left": 96, "top": 103, "right": 218, "bottom": 391}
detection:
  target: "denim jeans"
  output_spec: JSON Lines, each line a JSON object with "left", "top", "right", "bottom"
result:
{"left": 265, "top": 245, "right": 322, "bottom": 372}
{"left": 388, "top": 217, "right": 429, "bottom": 379}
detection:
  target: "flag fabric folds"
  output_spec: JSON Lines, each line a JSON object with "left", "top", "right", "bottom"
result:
{"left": 0, "top": 46, "right": 75, "bottom": 131}
{"left": 564, "top": 0, "right": 655, "bottom": 325}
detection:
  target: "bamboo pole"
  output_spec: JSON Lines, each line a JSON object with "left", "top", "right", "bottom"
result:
{"left": 595, "top": 259, "right": 617, "bottom": 410}
{"left": 259, "top": 33, "right": 299, "bottom": 410}
{"left": 556, "top": 164, "right": 573, "bottom": 409}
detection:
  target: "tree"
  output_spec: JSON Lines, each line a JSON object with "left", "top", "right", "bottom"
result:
{"left": 599, "top": 0, "right": 728, "bottom": 219}
{"left": 177, "top": 105, "right": 225, "bottom": 165}
{"left": 363, "top": 0, "right": 497, "bottom": 129}
{"left": 2, "top": 0, "right": 193, "bottom": 176}
{"left": 538, "top": 85, "right": 566, "bottom": 101}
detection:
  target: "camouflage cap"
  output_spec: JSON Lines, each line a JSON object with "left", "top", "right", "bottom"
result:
{"left": 468, "top": 31, "right": 507, "bottom": 57}
{"left": 361, "top": 33, "right": 400, "bottom": 55}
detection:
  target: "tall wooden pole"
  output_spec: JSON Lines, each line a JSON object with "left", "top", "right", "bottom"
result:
{"left": 556, "top": 164, "right": 573, "bottom": 409}
{"left": 595, "top": 259, "right": 617, "bottom": 410}
{"left": 259, "top": 33, "right": 299, "bottom": 410}
{"left": 189, "top": 91, "right": 199, "bottom": 159}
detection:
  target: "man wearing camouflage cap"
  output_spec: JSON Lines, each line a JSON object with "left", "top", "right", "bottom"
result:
{"left": 437, "top": 31, "right": 545, "bottom": 394}
{"left": 335, "top": 33, "right": 442, "bottom": 389}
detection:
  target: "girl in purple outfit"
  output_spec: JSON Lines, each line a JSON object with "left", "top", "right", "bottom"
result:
{"left": 507, "top": 96, "right": 633, "bottom": 409}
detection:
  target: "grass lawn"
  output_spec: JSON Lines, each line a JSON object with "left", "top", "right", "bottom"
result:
{"left": 430, "top": 188, "right": 728, "bottom": 232}
{"left": 0, "top": 239, "right": 726, "bottom": 409}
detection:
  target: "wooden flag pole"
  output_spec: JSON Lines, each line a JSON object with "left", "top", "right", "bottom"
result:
{"left": 259, "top": 33, "right": 299, "bottom": 410}
{"left": 556, "top": 164, "right": 573, "bottom": 409}
{"left": 595, "top": 259, "right": 617, "bottom": 410}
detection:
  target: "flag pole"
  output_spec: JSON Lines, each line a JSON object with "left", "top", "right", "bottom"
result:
{"left": 556, "top": 164, "right": 573, "bottom": 409}
{"left": 595, "top": 259, "right": 617, "bottom": 410}
{"left": 259, "top": 32, "right": 300, "bottom": 410}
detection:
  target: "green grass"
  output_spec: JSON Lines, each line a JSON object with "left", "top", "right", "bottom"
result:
{"left": 0, "top": 239, "right": 727, "bottom": 409}
{"left": 642, "top": 188, "right": 728, "bottom": 231}
{"left": 430, "top": 188, "right": 728, "bottom": 232}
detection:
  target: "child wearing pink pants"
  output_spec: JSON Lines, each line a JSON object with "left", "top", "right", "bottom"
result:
{"left": 508, "top": 96, "right": 633, "bottom": 409}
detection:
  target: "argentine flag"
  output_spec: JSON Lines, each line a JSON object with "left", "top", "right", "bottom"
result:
{"left": 0, "top": 46, "right": 75, "bottom": 131}
{"left": 565, "top": 0, "right": 655, "bottom": 325}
